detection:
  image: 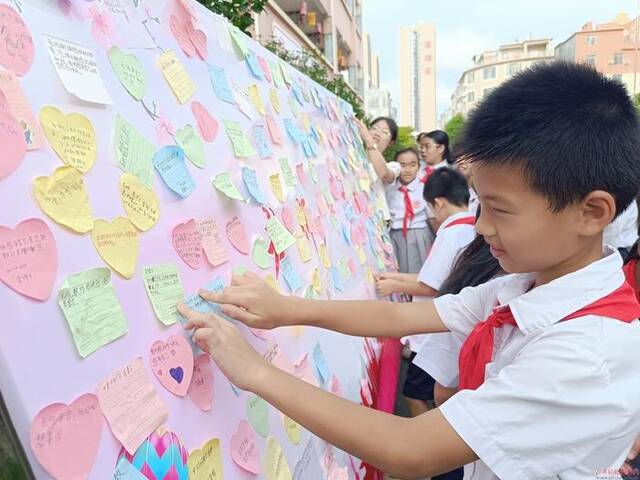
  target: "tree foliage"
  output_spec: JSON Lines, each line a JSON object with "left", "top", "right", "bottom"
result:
{"left": 195, "top": 0, "right": 267, "bottom": 33}
{"left": 383, "top": 126, "right": 416, "bottom": 162}
{"left": 444, "top": 113, "right": 466, "bottom": 149}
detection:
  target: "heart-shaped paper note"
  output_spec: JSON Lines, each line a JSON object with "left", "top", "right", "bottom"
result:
{"left": 0, "top": 110, "right": 27, "bottom": 179}
{"left": 188, "top": 353, "right": 214, "bottom": 411}
{"left": 188, "top": 438, "right": 223, "bottom": 479}
{"left": 108, "top": 46, "right": 147, "bottom": 101}
{"left": 185, "top": 19, "right": 208, "bottom": 60}
{"left": 176, "top": 124, "right": 206, "bottom": 168}
{"left": 40, "top": 106, "right": 97, "bottom": 173}
{"left": 191, "top": 101, "right": 218, "bottom": 142}
{"left": 150, "top": 334, "right": 194, "bottom": 397}
{"left": 283, "top": 416, "right": 301, "bottom": 445}
{"left": 0, "top": 4, "right": 34, "bottom": 76}
{"left": 33, "top": 166, "right": 94, "bottom": 233}
{"left": 0, "top": 218, "right": 57, "bottom": 301}
{"left": 246, "top": 394, "right": 269, "bottom": 437}
{"left": 30, "top": 393, "right": 103, "bottom": 480}
{"left": 251, "top": 235, "right": 271, "bottom": 270}
{"left": 91, "top": 217, "right": 139, "bottom": 278}
{"left": 231, "top": 420, "right": 260, "bottom": 474}
{"left": 226, "top": 216, "right": 250, "bottom": 255}
{"left": 172, "top": 219, "right": 204, "bottom": 270}
{"left": 263, "top": 436, "right": 292, "bottom": 480}
{"left": 170, "top": 14, "right": 196, "bottom": 58}
{"left": 119, "top": 173, "right": 160, "bottom": 232}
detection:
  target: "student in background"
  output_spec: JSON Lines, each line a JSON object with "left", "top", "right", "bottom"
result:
{"left": 455, "top": 154, "right": 479, "bottom": 215}
{"left": 418, "top": 130, "right": 452, "bottom": 183}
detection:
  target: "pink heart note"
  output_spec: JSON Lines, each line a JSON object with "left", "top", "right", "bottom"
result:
{"left": 257, "top": 56, "right": 272, "bottom": 83}
{"left": 172, "top": 219, "right": 204, "bottom": 270}
{"left": 188, "top": 353, "right": 214, "bottom": 411}
{"left": 0, "top": 4, "right": 34, "bottom": 76}
{"left": 0, "top": 110, "right": 27, "bottom": 179}
{"left": 149, "top": 335, "right": 194, "bottom": 397}
{"left": 0, "top": 218, "right": 57, "bottom": 301}
{"left": 30, "top": 393, "right": 103, "bottom": 480}
{"left": 185, "top": 19, "right": 208, "bottom": 60}
{"left": 281, "top": 207, "right": 295, "bottom": 234}
{"left": 230, "top": 420, "right": 260, "bottom": 474}
{"left": 0, "top": 90, "right": 10, "bottom": 114}
{"left": 348, "top": 257, "right": 357, "bottom": 277}
{"left": 191, "top": 101, "right": 218, "bottom": 142}
{"left": 296, "top": 163, "right": 306, "bottom": 186}
{"left": 170, "top": 14, "right": 196, "bottom": 58}
{"left": 226, "top": 216, "right": 250, "bottom": 255}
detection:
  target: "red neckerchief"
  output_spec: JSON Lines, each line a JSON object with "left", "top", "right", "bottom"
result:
{"left": 262, "top": 206, "right": 285, "bottom": 278}
{"left": 398, "top": 185, "right": 415, "bottom": 238}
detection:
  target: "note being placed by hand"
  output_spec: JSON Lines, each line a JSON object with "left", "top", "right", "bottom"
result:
{"left": 43, "top": 35, "right": 113, "bottom": 105}
{"left": 96, "top": 357, "right": 169, "bottom": 454}
{"left": 158, "top": 50, "right": 195, "bottom": 104}
{"left": 143, "top": 264, "right": 184, "bottom": 326}
{"left": 58, "top": 267, "right": 127, "bottom": 358}
{"left": 114, "top": 114, "right": 155, "bottom": 189}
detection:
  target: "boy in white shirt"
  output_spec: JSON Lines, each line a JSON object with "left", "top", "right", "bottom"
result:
{"left": 181, "top": 62, "right": 640, "bottom": 479}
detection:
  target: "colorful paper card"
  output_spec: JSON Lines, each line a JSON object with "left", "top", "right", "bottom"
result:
{"left": 58, "top": 267, "right": 127, "bottom": 358}
{"left": 269, "top": 173, "right": 284, "bottom": 203}
{"left": 212, "top": 172, "right": 245, "bottom": 201}
{"left": 197, "top": 218, "right": 229, "bottom": 267}
{"left": 142, "top": 264, "right": 184, "bottom": 326}
{"left": 253, "top": 124, "right": 273, "bottom": 159}
{"left": 0, "top": 4, "right": 34, "bottom": 76}
{"left": 188, "top": 438, "right": 223, "bottom": 480}
{"left": 91, "top": 217, "right": 140, "bottom": 278}
{"left": 231, "top": 420, "right": 260, "bottom": 474}
{"left": 153, "top": 145, "right": 196, "bottom": 198}
{"left": 266, "top": 114, "right": 283, "bottom": 145}
{"left": 208, "top": 65, "right": 235, "bottom": 104}
{"left": 149, "top": 334, "right": 194, "bottom": 397}
{"left": 158, "top": 50, "right": 195, "bottom": 104}
{"left": 0, "top": 70, "right": 44, "bottom": 149}
{"left": 312, "top": 342, "right": 329, "bottom": 384}
{"left": 114, "top": 114, "right": 155, "bottom": 189}
{"left": 265, "top": 216, "right": 295, "bottom": 254}
{"left": 247, "top": 84, "right": 265, "bottom": 115}
{"left": 108, "top": 46, "right": 146, "bottom": 101}
{"left": 242, "top": 166, "right": 266, "bottom": 204}
{"left": 176, "top": 124, "right": 206, "bottom": 168}
{"left": 245, "top": 50, "right": 263, "bottom": 79}
{"left": 263, "top": 436, "right": 292, "bottom": 480}
{"left": 188, "top": 353, "right": 214, "bottom": 411}
{"left": 223, "top": 120, "right": 256, "bottom": 158}
{"left": 279, "top": 158, "right": 297, "bottom": 188}
{"left": 119, "top": 173, "right": 160, "bottom": 232}
{"left": 281, "top": 256, "right": 303, "bottom": 293}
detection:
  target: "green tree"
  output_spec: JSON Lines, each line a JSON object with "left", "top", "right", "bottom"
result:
{"left": 265, "top": 41, "right": 367, "bottom": 121}
{"left": 444, "top": 113, "right": 466, "bottom": 149}
{"left": 383, "top": 126, "right": 416, "bottom": 162}
{"left": 195, "top": 0, "right": 267, "bottom": 33}
{"left": 634, "top": 93, "right": 640, "bottom": 113}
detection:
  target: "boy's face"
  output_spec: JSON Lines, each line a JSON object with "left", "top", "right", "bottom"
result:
{"left": 397, "top": 151, "right": 420, "bottom": 185}
{"left": 472, "top": 162, "right": 603, "bottom": 281}
{"left": 428, "top": 198, "right": 450, "bottom": 226}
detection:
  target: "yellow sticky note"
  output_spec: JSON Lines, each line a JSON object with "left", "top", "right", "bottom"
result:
{"left": 266, "top": 216, "right": 296, "bottom": 254}
{"left": 188, "top": 438, "right": 224, "bottom": 480}
{"left": 359, "top": 178, "right": 371, "bottom": 192}
{"left": 265, "top": 273, "right": 281, "bottom": 293}
{"left": 212, "top": 172, "right": 245, "bottom": 201}
{"left": 91, "top": 217, "right": 139, "bottom": 278}
{"left": 356, "top": 246, "right": 367, "bottom": 265}
{"left": 318, "top": 244, "right": 331, "bottom": 268}
{"left": 296, "top": 234, "right": 312, "bottom": 263}
{"left": 316, "top": 126, "right": 326, "bottom": 143}
{"left": 300, "top": 113, "right": 310, "bottom": 133}
{"left": 40, "top": 106, "right": 97, "bottom": 173}
{"left": 263, "top": 436, "right": 292, "bottom": 480}
{"left": 269, "top": 173, "right": 284, "bottom": 203}
{"left": 283, "top": 417, "right": 301, "bottom": 445}
{"left": 34, "top": 165, "right": 94, "bottom": 233}
{"left": 119, "top": 173, "right": 159, "bottom": 232}
{"left": 247, "top": 84, "right": 265, "bottom": 115}
{"left": 311, "top": 268, "right": 322, "bottom": 294}
{"left": 365, "top": 266, "right": 375, "bottom": 284}
{"left": 269, "top": 88, "right": 280, "bottom": 113}
{"left": 158, "top": 50, "right": 195, "bottom": 104}
{"left": 295, "top": 205, "right": 307, "bottom": 229}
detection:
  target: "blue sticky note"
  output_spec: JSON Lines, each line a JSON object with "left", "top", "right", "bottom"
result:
{"left": 208, "top": 65, "right": 235, "bottom": 104}
{"left": 281, "top": 256, "right": 303, "bottom": 293}
{"left": 241, "top": 166, "right": 266, "bottom": 204}
{"left": 310, "top": 125, "right": 320, "bottom": 141}
{"left": 301, "top": 137, "right": 313, "bottom": 158}
{"left": 284, "top": 118, "right": 302, "bottom": 143}
{"left": 308, "top": 136, "right": 318, "bottom": 156}
{"left": 344, "top": 203, "right": 356, "bottom": 222}
{"left": 337, "top": 156, "right": 350, "bottom": 174}
{"left": 153, "top": 146, "right": 196, "bottom": 199}
{"left": 253, "top": 124, "right": 273, "bottom": 159}
{"left": 114, "top": 457, "right": 148, "bottom": 480}
{"left": 331, "top": 267, "right": 344, "bottom": 293}
{"left": 341, "top": 223, "right": 352, "bottom": 246}
{"left": 245, "top": 50, "right": 263, "bottom": 80}
{"left": 292, "top": 84, "right": 305, "bottom": 105}
{"left": 312, "top": 342, "right": 329, "bottom": 384}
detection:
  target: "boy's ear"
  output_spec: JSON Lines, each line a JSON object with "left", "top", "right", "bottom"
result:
{"left": 577, "top": 190, "right": 617, "bottom": 236}
{"left": 432, "top": 197, "right": 446, "bottom": 210}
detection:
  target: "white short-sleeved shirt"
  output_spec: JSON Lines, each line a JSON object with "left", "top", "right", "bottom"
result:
{"left": 404, "top": 212, "right": 476, "bottom": 352}
{"left": 603, "top": 201, "right": 638, "bottom": 250}
{"left": 385, "top": 176, "right": 428, "bottom": 230}
{"left": 420, "top": 160, "right": 449, "bottom": 219}
{"left": 433, "top": 247, "right": 640, "bottom": 480}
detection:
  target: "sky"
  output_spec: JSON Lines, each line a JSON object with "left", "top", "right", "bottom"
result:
{"left": 363, "top": 0, "right": 639, "bottom": 123}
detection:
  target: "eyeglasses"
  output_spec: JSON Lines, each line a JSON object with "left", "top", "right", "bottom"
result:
{"left": 420, "top": 143, "right": 440, "bottom": 150}
{"left": 370, "top": 126, "right": 391, "bottom": 137}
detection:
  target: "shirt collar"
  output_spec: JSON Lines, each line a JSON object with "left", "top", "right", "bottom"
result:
{"left": 395, "top": 176, "right": 421, "bottom": 191}
{"left": 497, "top": 247, "right": 625, "bottom": 334}
{"left": 436, "top": 210, "right": 476, "bottom": 235}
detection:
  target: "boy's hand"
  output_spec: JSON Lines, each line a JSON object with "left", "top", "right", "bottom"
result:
{"left": 199, "top": 271, "right": 290, "bottom": 330}
{"left": 375, "top": 278, "right": 400, "bottom": 296}
{"left": 178, "top": 304, "right": 269, "bottom": 391}
{"left": 620, "top": 434, "right": 640, "bottom": 478}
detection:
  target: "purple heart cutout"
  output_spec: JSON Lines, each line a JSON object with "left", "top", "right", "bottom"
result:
{"left": 170, "top": 367, "right": 184, "bottom": 384}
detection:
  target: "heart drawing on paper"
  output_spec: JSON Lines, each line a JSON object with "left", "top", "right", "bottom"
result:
{"left": 149, "top": 334, "right": 194, "bottom": 397}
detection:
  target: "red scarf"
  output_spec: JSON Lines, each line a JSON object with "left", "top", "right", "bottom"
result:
{"left": 458, "top": 281, "right": 640, "bottom": 391}
{"left": 420, "top": 166, "right": 435, "bottom": 184}
{"left": 623, "top": 259, "right": 640, "bottom": 303}
{"left": 398, "top": 185, "right": 415, "bottom": 238}
{"left": 444, "top": 215, "right": 476, "bottom": 229}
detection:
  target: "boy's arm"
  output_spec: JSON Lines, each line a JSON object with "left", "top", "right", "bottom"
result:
{"left": 180, "top": 307, "right": 477, "bottom": 479}
{"left": 204, "top": 272, "right": 449, "bottom": 337}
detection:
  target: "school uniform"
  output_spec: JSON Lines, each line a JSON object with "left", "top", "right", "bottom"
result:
{"left": 386, "top": 176, "right": 431, "bottom": 273}
{"left": 603, "top": 201, "right": 638, "bottom": 252}
{"left": 431, "top": 247, "right": 640, "bottom": 479}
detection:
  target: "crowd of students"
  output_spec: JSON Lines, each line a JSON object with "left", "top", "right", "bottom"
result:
{"left": 180, "top": 62, "right": 640, "bottom": 479}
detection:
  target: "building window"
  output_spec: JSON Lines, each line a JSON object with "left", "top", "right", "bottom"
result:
{"left": 584, "top": 55, "right": 596, "bottom": 66}
{"left": 466, "top": 71, "right": 475, "bottom": 83}
{"left": 483, "top": 87, "right": 494, "bottom": 98}
{"left": 467, "top": 92, "right": 475, "bottom": 102}
{"left": 613, "top": 52, "right": 624, "bottom": 65}
{"left": 425, "top": 67, "right": 431, "bottom": 74}
{"left": 424, "top": 54, "right": 432, "bottom": 62}
{"left": 483, "top": 66, "right": 496, "bottom": 80}
{"left": 424, "top": 41, "right": 432, "bottom": 49}
{"left": 586, "top": 35, "right": 597, "bottom": 46}
{"left": 508, "top": 62, "right": 521, "bottom": 76}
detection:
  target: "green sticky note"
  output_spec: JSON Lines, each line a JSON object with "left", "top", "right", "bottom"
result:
{"left": 279, "top": 158, "right": 297, "bottom": 188}
{"left": 114, "top": 114, "right": 155, "bottom": 188}
{"left": 108, "top": 46, "right": 146, "bottom": 101}
{"left": 229, "top": 26, "right": 249, "bottom": 58}
{"left": 212, "top": 172, "right": 245, "bottom": 201}
{"left": 279, "top": 60, "right": 291, "bottom": 86}
{"left": 265, "top": 216, "right": 295, "bottom": 254}
{"left": 223, "top": 120, "right": 257, "bottom": 158}
{"left": 142, "top": 264, "right": 184, "bottom": 326}
{"left": 246, "top": 394, "right": 269, "bottom": 437}
{"left": 270, "top": 59, "right": 285, "bottom": 88}
{"left": 176, "top": 124, "right": 206, "bottom": 168}
{"left": 58, "top": 267, "right": 128, "bottom": 358}
{"left": 252, "top": 235, "right": 271, "bottom": 270}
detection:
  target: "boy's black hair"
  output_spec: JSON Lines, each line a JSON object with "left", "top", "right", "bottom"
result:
{"left": 371, "top": 117, "right": 399, "bottom": 143}
{"left": 423, "top": 168, "right": 469, "bottom": 207}
{"left": 459, "top": 61, "right": 640, "bottom": 215}
{"left": 394, "top": 147, "right": 420, "bottom": 162}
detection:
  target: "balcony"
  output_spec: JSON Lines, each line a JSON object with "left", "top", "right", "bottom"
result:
{"left": 273, "top": 0, "right": 329, "bottom": 51}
